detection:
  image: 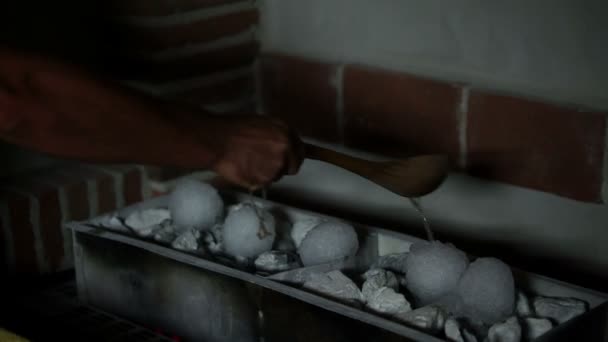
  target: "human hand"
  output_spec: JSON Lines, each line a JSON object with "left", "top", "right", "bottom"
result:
{"left": 210, "top": 116, "right": 304, "bottom": 190}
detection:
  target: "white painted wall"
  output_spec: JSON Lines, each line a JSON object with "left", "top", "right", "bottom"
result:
{"left": 257, "top": 1, "right": 608, "bottom": 286}
{"left": 259, "top": 0, "right": 608, "bottom": 110}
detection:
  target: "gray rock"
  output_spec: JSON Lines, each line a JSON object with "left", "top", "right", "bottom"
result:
{"left": 153, "top": 222, "right": 178, "bottom": 243}
{"left": 303, "top": 270, "right": 364, "bottom": 305}
{"left": 371, "top": 253, "right": 409, "bottom": 274}
{"left": 125, "top": 208, "right": 171, "bottom": 235}
{"left": 444, "top": 317, "right": 478, "bottom": 342}
{"left": 516, "top": 291, "right": 534, "bottom": 317}
{"left": 267, "top": 255, "right": 357, "bottom": 285}
{"left": 366, "top": 287, "right": 411, "bottom": 316}
{"left": 361, "top": 269, "right": 399, "bottom": 300}
{"left": 395, "top": 305, "right": 446, "bottom": 333}
{"left": 522, "top": 318, "right": 552, "bottom": 340}
{"left": 203, "top": 224, "right": 223, "bottom": 254}
{"left": 254, "top": 250, "right": 301, "bottom": 273}
{"left": 171, "top": 229, "right": 201, "bottom": 251}
{"left": 92, "top": 213, "right": 129, "bottom": 233}
{"left": 487, "top": 317, "right": 521, "bottom": 342}
{"left": 533, "top": 296, "right": 587, "bottom": 324}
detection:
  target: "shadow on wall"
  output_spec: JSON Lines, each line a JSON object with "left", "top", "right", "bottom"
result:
{"left": 0, "top": 1, "right": 131, "bottom": 75}
{"left": 0, "top": 143, "right": 62, "bottom": 178}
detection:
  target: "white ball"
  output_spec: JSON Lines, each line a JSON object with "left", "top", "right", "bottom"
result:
{"left": 168, "top": 179, "right": 224, "bottom": 231}
{"left": 298, "top": 221, "right": 359, "bottom": 266}
{"left": 405, "top": 241, "right": 469, "bottom": 306}
{"left": 456, "top": 257, "right": 515, "bottom": 324}
{"left": 223, "top": 203, "right": 276, "bottom": 259}
{"left": 291, "top": 217, "right": 323, "bottom": 248}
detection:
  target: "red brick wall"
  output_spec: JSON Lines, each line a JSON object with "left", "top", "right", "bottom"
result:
{"left": 0, "top": 0, "right": 258, "bottom": 112}
{"left": 0, "top": 164, "right": 146, "bottom": 276}
{"left": 111, "top": 0, "right": 259, "bottom": 112}
{"left": 0, "top": 0, "right": 260, "bottom": 276}
{"left": 260, "top": 53, "right": 607, "bottom": 203}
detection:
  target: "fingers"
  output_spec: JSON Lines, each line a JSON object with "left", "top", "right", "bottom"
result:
{"left": 211, "top": 116, "right": 304, "bottom": 189}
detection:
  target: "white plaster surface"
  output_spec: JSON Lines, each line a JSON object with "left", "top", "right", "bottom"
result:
{"left": 259, "top": 0, "right": 608, "bottom": 110}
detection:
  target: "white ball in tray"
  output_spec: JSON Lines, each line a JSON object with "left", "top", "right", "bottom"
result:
{"left": 169, "top": 179, "right": 224, "bottom": 231}
{"left": 298, "top": 221, "right": 359, "bottom": 266}
{"left": 291, "top": 216, "right": 324, "bottom": 248}
{"left": 223, "top": 202, "right": 276, "bottom": 259}
{"left": 405, "top": 241, "right": 469, "bottom": 306}
{"left": 456, "top": 257, "right": 516, "bottom": 325}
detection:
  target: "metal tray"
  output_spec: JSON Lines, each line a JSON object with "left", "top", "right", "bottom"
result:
{"left": 68, "top": 192, "right": 608, "bottom": 342}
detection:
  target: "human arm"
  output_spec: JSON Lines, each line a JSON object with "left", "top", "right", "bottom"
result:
{"left": 0, "top": 48, "right": 302, "bottom": 188}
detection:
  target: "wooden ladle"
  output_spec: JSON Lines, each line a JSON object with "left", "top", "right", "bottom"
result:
{"left": 305, "top": 143, "right": 449, "bottom": 197}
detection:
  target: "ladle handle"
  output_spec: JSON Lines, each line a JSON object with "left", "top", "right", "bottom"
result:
{"left": 304, "top": 143, "right": 374, "bottom": 177}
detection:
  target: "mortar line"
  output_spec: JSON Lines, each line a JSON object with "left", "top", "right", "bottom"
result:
{"left": 458, "top": 86, "right": 470, "bottom": 169}
{"left": 36, "top": 176, "right": 80, "bottom": 269}
{"left": 332, "top": 64, "right": 345, "bottom": 145}
{"left": 96, "top": 168, "right": 126, "bottom": 210}
{"left": 147, "top": 28, "right": 255, "bottom": 61}
{"left": 6, "top": 187, "right": 49, "bottom": 274}
{"left": 137, "top": 165, "right": 152, "bottom": 200}
{"left": 57, "top": 187, "right": 73, "bottom": 270}
{"left": 203, "top": 95, "right": 256, "bottom": 113}
{"left": 29, "top": 196, "right": 49, "bottom": 273}
{"left": 123, "top": 1, "right": 256, "bottom": 27}
{"left": 253, "top": 57, "right": 265, "bottom": 115}
{"left": 602, "top": 116, "right": 608, "bottom": 203}
{"left": 1, "top": 201, "right": 15, "bottom": 271}
{"left": 124, "top": 66, "right": 253, "bottom": 95}
{"left": 86, "top": 178, "right": 99, "bottom": 217}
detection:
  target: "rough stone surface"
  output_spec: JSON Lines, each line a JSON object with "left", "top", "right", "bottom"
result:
{"left": 444, "top": 317, "right": 478, "bottom": 342}
{"left": 361, "top": 268, "right": 399, "bottom": 300}
{"left": 487, "top": 317, "right": 521, "bottom": 342}
{"left": 365, "top": 287, "right": 411, "bottom": 316}
{"left": 395, "top": 305, "right": 446, "bottom": 333}
{"left": 125, "top": 208, "right": 171, "bottom": 231}
{"left": 171, "top": 229, "right": 201, "bottom": 251}
{"left": 371, "top": 252, "right": 409, "bottom": 274}
{"left": 533, "top": 296, "right": 588, "bottom": 324}
{"left": 153, "top": 222, "right": 178, "bottom": 243}
{"left": 303, "top": 270, "right": 364, "bottom": 304}
{"left": 203, "top": 224, "right": 223, "bottom": 254}
{"left": 254, "top": 250, "right": 301, "bottom": 273}
{"left": 523, "top": 318, "right": 553, "bottom": 340}
{"left": 516, "top": 291, "right": 534, "bottom": 317}
{"left": 92, "top": 213, "right": 129, "bottom": 233}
